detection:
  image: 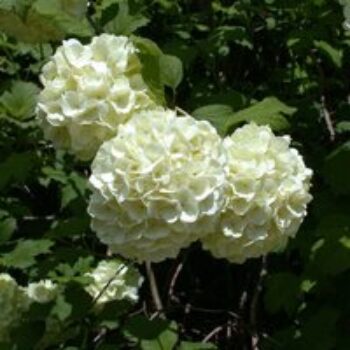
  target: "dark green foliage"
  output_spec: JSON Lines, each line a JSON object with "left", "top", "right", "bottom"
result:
{"left": 0, "top": 0, "right": 349, "bottom": 349}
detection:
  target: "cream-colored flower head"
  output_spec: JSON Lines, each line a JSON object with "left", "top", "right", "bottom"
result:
{"left": 26, "top": 280, "right": 58, "bottom": 304}
{"left": 37, "top": 33, "right": 155, "bottom": 160}
{"left": 85, "top": 260, "right": 143, "bottom": 304}
{"left": 0, "top": 274, "right": 31, "bottom": 341}
{"left": 202, "top": 123, "right": 313, "bottom": 263}
{"left": 88, "top": 109, "right": 227, "bottom": 262}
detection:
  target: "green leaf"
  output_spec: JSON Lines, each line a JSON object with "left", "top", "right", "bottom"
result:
{"left": 314, "top": 40, "right": 343, "bottom": 68}
{"left": 310, "top": 215, "right": 350, "bottom": 275}
{"left": 132, "top": 36, "right": 163, "bottom": 56}
{"left": 48, "top": 215, "right": 90, "bottom": 239}
{"left": 140, "top": 321, "right": 178, "bottom": 350}
{"left": 0, "top": 210, "right": 16, "bottom": 243}
{"left": 221, "top": 26, "right": 252, "bottom": 49}
{"left": 104, "top": 0, "right": 149, "bottom": 35}
{"left": 323, "top": 141, "right": 350, "bottom": 194}
{"left": 124, "top": 316, "right": 171, "bottom": 340}
{"left": 295, "top": 307, "right": 339, "bottom": 350}
{"left": 159, "top": 54, "right": 184, "bottom": 90}
{"left": 60, "top": 172, "right": 87, "bottom": 209}
{"left": 58, "top": 0, "right": 88, "bottom": 18}
{"left": 0, "top": 239, "right": 54, "bottom": 269}
{"left": 193, "top": 98, "right": 294, "bottom": 135}
{"left": 0, "top": 0, "right": 92, "bottom": 42}
{"left": 0, "top": 4, "right": 64, "bottom": 43}
{"left": 0, "top": 152, "right": 37, "bottom": 190}
{"left": 0, "top": 81, "right": 39, "bottom": 120}
{"left": 336, "top": 121, "right": 350, "bottom": 133}
{"left": 133, "top": 36, "right": 165, "bottom": 105}
{"left": 313, "top": 239, "right": 350, "bottom": 275}
{"left": 192, "top": 104, "right": 234, "bottom": 135}
{"left": 225, "top": 97, "right": 294, "bottom": 132}
{"left": 124, "top": 316, "right": 178, "bottom": 349}
{"left": 52, "top": 295, "right": 72, "bottom": 321}
{"left": 264, "top": 273, "right": 301, "bottom": 315}
{"left": 12, "top": 320, "right": 46, "bottom": 350}
{"left": 97, "top": 300, "right": 131, "bottom": 324}
{"left": 64, "top": 282, "right": 92, "bottom": 320}
{"left": 52, "top": 257, "right": 94, "bottom": 282}
{"left": 33, "top": 0, "right": 93, "bottom": 37}
{"left": 301, "top": 279, "right": 316, "bottom": 293}
{"left": 178, "top": 341, "right": 218, "bottom": 350}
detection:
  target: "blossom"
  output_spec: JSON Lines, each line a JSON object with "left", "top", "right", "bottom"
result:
{"left": 201, "top": 123, "right": 313, "bottom": 263}
{"left": 0, "top": 274, "right": 31, "bottom": 341}
{"left": 85, "top": 260, "right": 143, "bottom": 304}
{"left": 88, "top": 109, "right": 227, "bottom": 262}
{"left": 37, "top": 34, "right": 155, "bottom": 160}
{"left": 26, "top": 280, "right": 58, "bottom": 304}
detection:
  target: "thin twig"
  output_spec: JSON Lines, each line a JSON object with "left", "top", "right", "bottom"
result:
{"left": 170, "top": 297, "right": 240, "bottom": 319}
{"left": 168, "top": 260, "right": 184, "bottom": 299}
{"left": 249, "top": 257, "right": 267, "bottom": 350}
{"left": 226, "top": 319, "right": 233, "bottom": 344}
{"left": 239, "top": 290, "right": 248, "bottom": 312}
{"left": 310, "top": 49, "right": 336, "bottom": 141}
{"left": 175, "top": 106, "right": 190, "bottom": 117}
{"left": 91, "top": 264, "right": 125, "bottom": 307}
{"left": 320, "top": 95, "right": 335, "bottom": 142}
{"left": 202, "top": 326, "right": 224, "bottom": 343}
{"left": 145, "top": 262, "right": 164, "bottom": 316}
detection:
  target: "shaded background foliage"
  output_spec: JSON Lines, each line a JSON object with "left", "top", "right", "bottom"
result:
{"left": 0, "top": 0, "right": 350, "bottom": 349}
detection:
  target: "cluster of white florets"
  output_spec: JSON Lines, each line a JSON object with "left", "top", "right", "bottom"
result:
{"left": 88, "top": 116, "right": 312, "bottom": 263}
{"left": 85, "top": 260, "right": 143, "bottom": 304}
{"left": 38, "top": 34, "right": 313, "bottom": 264}
{"left": 340, "top": 0, "right": 350, "bottom": 30}
{"left": 88, "top": 109, "right": 227, "bottom": 262}
{"left": 37, "top": 34, "right": 154, "bottom": 160}
{"left": 0, "top": 268, "right": 143, "bottom": 340}
{"left": 0, "top": 274, "right": 31, "bottom": 341}
{"left": 201, "top": 123, "right": 313, "bottom": 263}
{"left": 26, "top": 280, "right": 58, "bottom": 304}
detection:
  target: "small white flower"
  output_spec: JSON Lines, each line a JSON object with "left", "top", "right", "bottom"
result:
{"left": 37, "top": 34, "right": 155, "bottom": 160}
{"left": 201, "top": 123, "right": 313, "bottom": 263}
{"left": 26, "top": 280, "right": 58, "bottom": 304}
{"left": 85, "top": 260, "right": 143, "bottom": 304}
{"left": 0, "top": 274, "right": 31, "bottom": 341}
{"left": 88, "top": 109, "right": 227, "bottom": 262}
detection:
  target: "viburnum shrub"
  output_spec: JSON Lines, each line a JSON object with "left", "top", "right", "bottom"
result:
{"left": 37, "top": 31, "right": 312, "bottom": 344}
{"left": 1, "top": 30, "right": 314, "bottom": 347}
{"left": 3, "top": 1, "right": 349, "bottom": 348}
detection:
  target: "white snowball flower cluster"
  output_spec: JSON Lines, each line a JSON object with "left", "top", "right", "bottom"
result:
{"left": 37, "top": 34, "right": 155, "bottom": 160}
{"left": 88, "top": 109, "right": 227, "bottom": 262}
{"left": 85, "top": 260, "right": 143, "bottom": 304}
{"left": 340, "top": 0, "right": 350, "bottom": 30}
{"left": 201, "top": 123, "right": 313, "bottom": 263}
{"left": 26, "top": 280, "right": 58, "bottom": 304}
{"left": 0, "top": 274, "right": 31, "bottom": 341}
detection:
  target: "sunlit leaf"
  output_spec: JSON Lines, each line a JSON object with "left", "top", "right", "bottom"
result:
{"left": 0, "top": 210, "right": 16, "bottom": 243}
{"left": 0, "top": 81, "right": 39, "bottom": 120}
{"left": 0, "top": 239, "right": 54, "bottom": 269}
{"left": 159, "top": 54, "right": 183, "bottom": 90}
{"left": 104, "top": 0, "right": 149, "bottom": 35}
